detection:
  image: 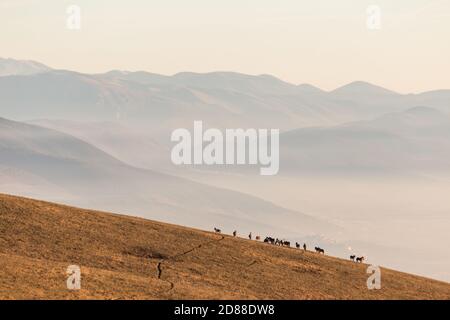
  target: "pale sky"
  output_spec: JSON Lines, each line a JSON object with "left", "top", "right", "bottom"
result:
{"left": 1, "top": 0, "right": 449, "bottom": 93}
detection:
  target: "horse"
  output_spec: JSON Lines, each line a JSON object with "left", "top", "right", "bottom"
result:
{"left": 315, "top": 247, "right": 325, "bottom": 254}
{"left": 255, "top": 236, "right": 261, "bottom": 241}
{"left": 232, "top": 230, "right": 237, "bottom": 237}
{"left": 296, "top": 242, "right": 300, "bottom": 249}
{"left": 350, "top": 255, "right": 356, "bottom": 261}
{"left": 356, "top": 256, "right": 365, "bottom": 263}
{"left": 214, "top": 228, "right": 221, "bottom": 233}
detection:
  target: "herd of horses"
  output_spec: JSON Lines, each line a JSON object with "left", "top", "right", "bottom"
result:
{"left": 214, "top": 228, "right": 365, "bottom": 263}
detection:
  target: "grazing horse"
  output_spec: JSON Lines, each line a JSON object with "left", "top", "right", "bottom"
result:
{"left": 356, "top": 256, "right": 365, "bottom": 263}
{"left": 315, "top": 247, "right": 325, "bottom": 254}
{"left": 350, "top": 255, "right": 356, "bottom": 261}
{"left": 283, "top": 241, "right": 291, "bottom": 247}
{"left": 264, "top": 237, "right": 275, "bottom": 244}
{"left": 214, "top": 228, "right": 221, "bottom": 233}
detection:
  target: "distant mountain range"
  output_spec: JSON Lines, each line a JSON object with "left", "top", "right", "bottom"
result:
{"left": 2, "top": 57, "right": 448, "bottom": 177}
{"left": 1, "top": 58, "right": 449, "bottom": 131}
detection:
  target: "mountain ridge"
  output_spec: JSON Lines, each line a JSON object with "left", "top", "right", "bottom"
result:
{"left": 5, "top": 57, "right": 449, "bottom": 94}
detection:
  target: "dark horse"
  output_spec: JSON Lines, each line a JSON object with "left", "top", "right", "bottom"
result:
{"left": 315, "top": 247, "right": 325, "bottom": 254}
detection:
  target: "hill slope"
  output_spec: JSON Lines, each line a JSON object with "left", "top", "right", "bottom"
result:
{"left": 0, "top": 194, "right": 449, "bottom": 300}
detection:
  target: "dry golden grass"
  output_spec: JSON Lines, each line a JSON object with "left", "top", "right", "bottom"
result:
{"left": 0, "top": 193, "right": 449, "bottom": 300}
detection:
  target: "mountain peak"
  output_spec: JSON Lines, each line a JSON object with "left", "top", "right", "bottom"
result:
{"left": 331, "top": 81, "right": 399, "bottom": 96}
{"left": 170, "top": 71, "right": 299, "bottom": 94}
{"left": 297, "top": 83, "right": 324, "bottom": 93}
{"left": 0, "top": 57, "right": 51, "bottom": 76}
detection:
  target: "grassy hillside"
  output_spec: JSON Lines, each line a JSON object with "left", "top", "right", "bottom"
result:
{"left": 0, "top": 193, "right": 449, "bottom": 300}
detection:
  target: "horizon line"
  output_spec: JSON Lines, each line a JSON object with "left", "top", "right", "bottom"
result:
{"left": 1, "top": 57, "right": 449, "bottom": 95}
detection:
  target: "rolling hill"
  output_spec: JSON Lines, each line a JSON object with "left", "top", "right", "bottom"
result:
{"left": 280, "top": 107, "right": 450, "bottom": 175}
{"left": 0, "top": 117, "right": 333, "bottom": 237}
{"left": 0, "top": 194, "right": 449, "bottom": 300}
{"left": 28, "top": 119, "right": 171, "bottom": 172}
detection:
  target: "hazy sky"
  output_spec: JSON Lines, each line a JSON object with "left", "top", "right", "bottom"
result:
{"left": 1, "top": 0, "right": 449, "bottom": 93}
